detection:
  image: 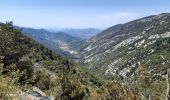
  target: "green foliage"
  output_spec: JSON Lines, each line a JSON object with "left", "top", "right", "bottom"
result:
{"left": 0, "top": 71, "right": 21, "bottom": 99}
{"left": 91, "top": 82, "right": 140, "bottom": 100}
{"left": 0, "top": 22, "right": 145, "bottom": 99}
{"left": 0, "top": 22, "right": 98, "bottom": 99}
{"left": 134, "top": 65, "right": 167, "bottom": 99}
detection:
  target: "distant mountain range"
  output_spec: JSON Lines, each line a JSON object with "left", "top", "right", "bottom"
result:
{"left": 15, "top": 27, "right": 82, "bottom": 58}
{"left": 48, "top": 28, "right": 101, "bottom": 39}
{"left": 15, "top": 27, "right": 101, "bottom": 59}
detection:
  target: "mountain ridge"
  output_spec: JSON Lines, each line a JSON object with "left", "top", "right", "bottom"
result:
{"left": 79, "top": 13, "right": 170, "bottom": 81}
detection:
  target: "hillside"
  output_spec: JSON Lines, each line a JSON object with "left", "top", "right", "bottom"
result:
{"left": 0, "top": 22, "right": 142, "bottom": 99}
{"left": 78, "top": 13, "right": 170, "bottom": 98}
{"left": 80, "top": 13, "right": 170, "bottom": 78}
{"left": 18, "top": 27, "right": 82, "bottom": 59}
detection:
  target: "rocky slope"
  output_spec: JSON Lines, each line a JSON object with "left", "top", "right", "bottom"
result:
{"left": 80, "top": 13, "right": 170, "bottom": 82}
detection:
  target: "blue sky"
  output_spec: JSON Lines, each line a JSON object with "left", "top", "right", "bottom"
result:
{"left": 0, "top": 0, "right": 170, "bottom": 29}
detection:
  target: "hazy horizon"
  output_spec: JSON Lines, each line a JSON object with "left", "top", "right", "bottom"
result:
{"left": 0, "top": 0, "right": 170, "bottom": 29}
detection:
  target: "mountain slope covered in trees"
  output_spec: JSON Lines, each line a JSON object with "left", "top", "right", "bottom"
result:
{"left": 0, "top": 22, "right": 142, "bottom": 99}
